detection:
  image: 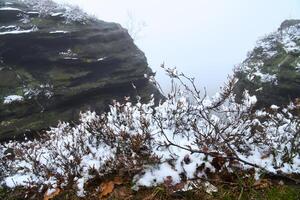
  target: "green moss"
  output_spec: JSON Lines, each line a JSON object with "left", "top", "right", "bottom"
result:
{"left": 14, "top": 68, "right": 41, "bottom": 87}
{"left": 210, "top": 185, "right": 300, "bottom": 200}
{"left": 49, "top": 68, "right": 90, "bottom": 82}
{"left": 264, "top": 186, "right": 300, "bottom": 200}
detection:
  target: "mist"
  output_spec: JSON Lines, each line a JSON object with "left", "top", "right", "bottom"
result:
{"left": 55, "top": 0, "right": 300, "bottom": 94}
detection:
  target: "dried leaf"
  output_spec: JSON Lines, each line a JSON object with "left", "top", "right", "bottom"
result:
{"left": 99, "top": 181, "right": 115, "bottom": 199}
{"left": 43, "top": 188, "right": 61, "bottom": 200}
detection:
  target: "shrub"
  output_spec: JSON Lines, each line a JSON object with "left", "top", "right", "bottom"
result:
{"left": 0, "top": 66, "right": 299, "bottom": 198}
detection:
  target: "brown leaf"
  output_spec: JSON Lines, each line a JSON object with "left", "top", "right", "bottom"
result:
{"left": 43, "top": 188, "right": 61, "bottom": 200}
{"left": 100, "top": 181, "right": 115, "bottom": 199}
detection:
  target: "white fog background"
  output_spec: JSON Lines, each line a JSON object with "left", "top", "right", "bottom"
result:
{"left": 55, "top": 0, "right": 300, "bottom": 94}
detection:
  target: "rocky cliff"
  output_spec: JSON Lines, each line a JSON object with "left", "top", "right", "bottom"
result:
{"left": 234, "top": 19, "right": 300, "bottom": 107}
{"left": 0, "top": 0, "right": 161, "bottom": 141}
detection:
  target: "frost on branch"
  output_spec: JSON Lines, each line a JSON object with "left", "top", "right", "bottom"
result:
{"left": 0, "top": 67, "right": 299, "bottom": 197}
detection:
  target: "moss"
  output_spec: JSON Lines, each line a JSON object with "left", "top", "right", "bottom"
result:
{"left": 209, "top": 185, "right": 300, "bottom": 200}
{"left": 14, "top": 68, "right": 43, "bottom": 91}
{"left": 49, "top": 68, "right": 90, "bottom": 82}
{"left": 264, "top": 186, "right": 300, "bottom": 200}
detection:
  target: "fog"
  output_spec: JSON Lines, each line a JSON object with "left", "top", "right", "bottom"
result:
{"left": 55, "top": 0, "right": 300, "bottom": 94}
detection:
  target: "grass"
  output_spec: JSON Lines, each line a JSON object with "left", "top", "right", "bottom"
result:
{"left": 0, "top": 181, "right": 299, "bottom": 200}
{"left": 212, "top": 185, "right": 300, "bottom": 200}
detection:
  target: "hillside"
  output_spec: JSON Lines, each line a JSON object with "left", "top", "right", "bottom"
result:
{"left": 234, "top": 20, "right": 300, "bottom": 107}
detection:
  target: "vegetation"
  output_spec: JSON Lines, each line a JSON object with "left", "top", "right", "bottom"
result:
{"left": 0, "top": 66, "right": 299, "bottom": 199}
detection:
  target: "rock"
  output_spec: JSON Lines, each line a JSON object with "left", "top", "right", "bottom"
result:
{"left": 234, "top": 19, "right": 300, "bottom": 107}
{"left": 0, "top": 0, "right": 162, "bottom": 141}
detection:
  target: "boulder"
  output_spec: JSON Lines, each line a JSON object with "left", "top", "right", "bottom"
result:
{"left": 0, "top": 0, "right": 162, "bottom": 141}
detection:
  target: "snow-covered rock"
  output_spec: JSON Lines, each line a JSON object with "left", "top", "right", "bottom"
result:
{"left": 234, "top": 19, "right": 300, "bottom": 107}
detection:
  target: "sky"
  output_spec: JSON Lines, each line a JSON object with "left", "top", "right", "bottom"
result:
{"left": 55, "top": 0, "right": 300, "bottom": 94}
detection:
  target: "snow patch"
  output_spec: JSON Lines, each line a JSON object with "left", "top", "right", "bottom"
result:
{"left": 0, "top": 7, "right": 22, "bottom": 11}
{"left": 97, "top": 57, "right": 107, "bottom": 61}
{"left": 4, "top": 174, "right": 37, "bottom": 188}
{"left": 0, "top": 26, "right": 38, "bottom": 35}
{"left": 50, "top": 12, "right": 63, "bottom": 17}
{"left": 50, "top": 30, "right": 69, "bottom": 34}
{"left": 3, "top": 95, "right": 24, "bottom": 104}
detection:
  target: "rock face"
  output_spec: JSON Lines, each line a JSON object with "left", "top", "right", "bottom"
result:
{"left": 0, "top": 0, "right": 161, "bottom": 141}
{"left": 234, "top": 19, "right": 300, "bottom": 107}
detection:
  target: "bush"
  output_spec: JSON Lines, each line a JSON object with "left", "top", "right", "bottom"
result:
{"left": 0, "top": 66, "right": 299, "bottom": 198}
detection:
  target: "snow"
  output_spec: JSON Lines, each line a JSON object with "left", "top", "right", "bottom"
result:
{"left": 253, "top": 71, "right": 277, "bottom": 83}
{"left": 76, "top": 178, "right": 85, "bottom": 197}
{"left": 59, "top": 49, "right": 78, "bottom": 59}
{"left": 63, "top": 57, "right": 78, "bottom": 60}
{"left": 4, "top": 174, "right": 37, "bottom": 188}
{"left": 46, "top": 188, "right": 57, "bottom": 196}
{"left": 239, "top": 21, "right": 300, "bottom": 84}
{"left": 135, "top": 162, "right": 182, "bottom": 187}
{"left": 255, "top": 36, "right": 278, "bottom": 58}
{"left": 49, "top": 30, "right": 69, "bottom": 34}
{"left": 258, "top": 23, "right": 300, "bottom": 54}
{"left": 3, "top": 95, "right": 24, "bottom": 104}
{"left": 280, "top": 24, "right": 300, "bottom": 53}
{"left": 0, "top": 7, "right": 22, "bottom": 11}
{"left": 0, "top": 25, "right": 17, "bottom": 29}
{"left": 22, "top": 0, "right": 92, "bottom": 23}
{"left": 97, "top": 57, "right": 107, "bottom": 61}
{"left": 50, "top": 12, "right": 63, "bottom": 17}
{"left": 23, "top": 84, "right": 53, "bottom": 99}
{"left": 0, "top": 26, "right": 38, "bottom": 35}
{"left": 270, "top": 105, "right": 279, "bottom": 110}
{"left": 27, "top": 11, "right": 39, "bottom": 14}
{"left": 243, "top": 91, "right": 257, "bottom": 106}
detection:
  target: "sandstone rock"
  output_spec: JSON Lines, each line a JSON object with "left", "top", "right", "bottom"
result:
{"left": 0, "top": 0, "right": 162, "bottom": 141}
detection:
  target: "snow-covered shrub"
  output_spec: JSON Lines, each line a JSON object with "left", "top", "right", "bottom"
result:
{"left": 0, "top": 67, "right": 299, "bottom": 197}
